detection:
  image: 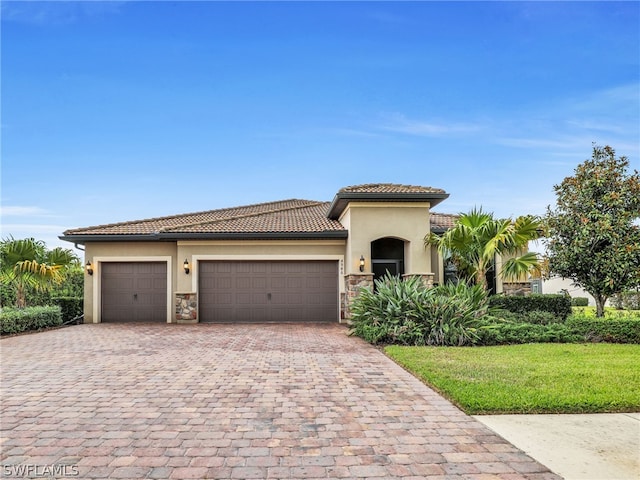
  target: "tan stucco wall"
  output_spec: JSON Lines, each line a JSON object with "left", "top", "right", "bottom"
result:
{"left": 339, "top": 202, "right": 433, "bottom": 275}
{"left": 178, "top": 240, "right": 346, "bottom": 294}
{"left": 83, "top": 239, "right": 346, "bottom": 323}
{"left": 430, "top": 245, "right": 444, "bottom": 285}
{"left": 83, "top": 242, "right": 177, "bottom": 323}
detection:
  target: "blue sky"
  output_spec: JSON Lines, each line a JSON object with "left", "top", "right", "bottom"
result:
{"left": 2, "top": 1, "right": 638, "bottom": 251}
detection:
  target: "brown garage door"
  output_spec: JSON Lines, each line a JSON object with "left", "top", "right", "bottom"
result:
{"left": 101, "top": 262, "right": 167, "bottom": 323}
{"left": 199, "top": 261, "right": 338, "bottom": 323}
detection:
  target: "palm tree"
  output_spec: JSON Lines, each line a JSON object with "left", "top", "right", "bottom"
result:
{"left": 0, "top": 237, "right": 79, "bottom": 308}
{"left": 425, "top": 208, "right": 542, "bottom": 291}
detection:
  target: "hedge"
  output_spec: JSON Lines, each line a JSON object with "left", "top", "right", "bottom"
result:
{"left": 475, "top": 321, "right": 581, "bottom": 345}
{"left": 0, "top": 306, "right": 63, "bottom": 335}
{"left": 489, "top": 294, "right": 572, "bottom": 320}
{"left": 51, "top": 297, "right": 83, "bottom": 321}
{"left": 571, "top": 297, "right": 589, "bottom": 307}
{"left": 567, "top": 315, "right": 640, "bottom": 344}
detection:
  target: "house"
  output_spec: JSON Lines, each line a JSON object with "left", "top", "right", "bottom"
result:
{"left": 60, "top": 183, "right": 520, "bottom": 324}
{"left": 541, "top": 276, "right": 598, "bottom": 306}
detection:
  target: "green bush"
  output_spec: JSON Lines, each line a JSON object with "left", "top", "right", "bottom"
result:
{"left": 571, "top": 297, "right": 589, "bottom": 307}
{"left": 475, "top": 319, "right": 581, "bottom": 345}
{"left": 611, "top": 291, "right": 640, "bottom": 311}
{"left": 567, "top": 314, "right": 640, "bottom": 343}
{"left": 51, "top": 297, "right": 83, "bottom": 321}
{"left": 492, "top": 309, "right": 562, "bottom": 325}
{"left": 0, "top": 306, "right": 63, "bottom": 335}
{"left": 489, "top": 294, "right": 572, "bottom": 320}
{"left": 350, "top": 276, "right": 489, "bottom": 346}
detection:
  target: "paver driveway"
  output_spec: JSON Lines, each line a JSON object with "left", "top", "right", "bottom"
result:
{"left": 1, "top": 324, "right": 560, "bottom": 480}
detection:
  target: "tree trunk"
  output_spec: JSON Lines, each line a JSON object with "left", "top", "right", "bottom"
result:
{"left": 594, "top": 294, "right": 607, "bottom": 317}
{"left": 16, "top": 286, "right": 26, "bottom": 308}
{"left": 475, "top": 269, "right": 488, "bottom": 291}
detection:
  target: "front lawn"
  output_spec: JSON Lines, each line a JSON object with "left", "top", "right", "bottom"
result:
{"left": 572, "top": 306, "right": 640, "bottom": 318}
{"left": 386, "top": 343, "right": 640, "bottom": 414}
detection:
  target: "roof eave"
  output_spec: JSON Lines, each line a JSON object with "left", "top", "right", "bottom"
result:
{"left": 59, "top": 234, "right": 163, "bottom": 245}
{"left": 161, "top": 231, "right": 348, "bottom": 240}
{"left": 327, "top": 192, "right": 450, "bottom": 219}
{"left": 60, "top": 230, "right": 348, "bottom": 245}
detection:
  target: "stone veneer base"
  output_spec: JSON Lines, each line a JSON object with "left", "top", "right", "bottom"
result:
{"left": 175, "top": 293, "right": 198, "bottom": 322}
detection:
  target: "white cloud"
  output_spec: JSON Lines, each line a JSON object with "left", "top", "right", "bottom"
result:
{"left": 0, "top": 206, "right": 48, "bottom": 217}
{"left": 0, "top": 224, "right": 78, "bottom": 252}
{"left": 379, "top": 114, "right": 483, "bottom": 137}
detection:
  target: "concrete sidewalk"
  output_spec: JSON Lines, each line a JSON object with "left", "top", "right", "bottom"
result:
{"left": 474, "top": 413, "right": 640, "bottom": 480}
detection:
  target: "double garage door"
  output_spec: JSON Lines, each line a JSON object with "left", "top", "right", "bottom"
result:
{"left": 100, "top": 260, "right": 338, "bottom": 323}
{"left": 199, "top": 261, "right": 338, "bottom": 323}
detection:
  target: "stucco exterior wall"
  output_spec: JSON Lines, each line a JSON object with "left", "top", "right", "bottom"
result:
{"left": 178, "top": 240, "right": 346, "bottom": 294}
{"left": 430, "top": 245, "right": 443, "bottom": 285}
{"left": 542, "top": 276, "right": 598, "bottom": 306}
{"left": 83, "top": 242, "right": 177, "bottom": 323}
{"left": 340, "top": 202, "right": 432, "bottom": 276}
{"left": 83, "top": 239, "right": 347, "bottom": 324}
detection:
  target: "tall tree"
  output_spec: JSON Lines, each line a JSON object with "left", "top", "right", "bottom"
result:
{"left": 0, "top": 237, "right": 78, "bottom": 308}
{"left": 544, "top": 145, "right": 640, "bottom": 317}
{"left": 425, "top": 208, "right": 542, "bottom": 291}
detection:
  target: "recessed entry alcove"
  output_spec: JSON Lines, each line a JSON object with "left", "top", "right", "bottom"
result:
{"left": 371, "top": 237, "right": 405, "bottom": 282}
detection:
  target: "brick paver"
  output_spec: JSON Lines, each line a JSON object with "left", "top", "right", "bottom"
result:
{"left": 0, "top": 324, "right": 561, "bottom": 479}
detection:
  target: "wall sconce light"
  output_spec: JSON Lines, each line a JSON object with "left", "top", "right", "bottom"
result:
{"left": 86, "top": 261, "right": 94, "bottom": 276}
{"left": 359, "top": 255, "right": 365, "bottom": 272}
{"left": 183, "top": 259, "right": 190, "bottom": 275}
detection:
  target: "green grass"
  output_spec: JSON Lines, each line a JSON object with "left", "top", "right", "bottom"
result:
{"left": 385, "top": 343, "right": 640, "bottom": 414}
{"left": 571, "top": 306, "right": 640, "bottom": 318}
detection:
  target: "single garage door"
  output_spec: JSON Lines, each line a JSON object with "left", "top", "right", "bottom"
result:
{"left": 101, "top": 262, "right": 167, "bottom": 323}
{"left": 199, "top": 261, "right": 338, "bottom": 323}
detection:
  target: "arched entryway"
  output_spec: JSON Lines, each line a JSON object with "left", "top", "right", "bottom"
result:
{"left": 371, "top": 237, "right": 405, "bottom": 283}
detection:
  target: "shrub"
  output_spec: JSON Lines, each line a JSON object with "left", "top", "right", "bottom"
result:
{"left": 350, "top": 276, "right": 489, "bottom": 346}
{"left": 475, "top": 319, "right": 581, "bottom": 345}
{"left": 567, "top": 314, "right": 640, "bottom": 343}
{"left": 571, "top": 297, "right": 589, "bottom": 307}
{"left": 489, "top": 294, "right": 572, "bottom": 320}
{"left": 611, "top": 291, "right": 640, "bottom": 311}
{"left": 422, "top": 282, "right": 490, "bottom": 346}
{"left": 522, "top": 310, "right": 563, "bottom": 325}
{"left": 491, "top": 309, "right": 562, "bottom": 325}
{"left": 51, "top": 297, "right": 83, "bottom": 321}
{"left": 0, "top": 306, "right": 63, "bottom": 335}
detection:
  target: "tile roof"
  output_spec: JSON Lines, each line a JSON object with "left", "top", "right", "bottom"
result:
{"left": 328, "top": 183, "right": 449, "bottom": 219}
{"left": 339, "top": 183, "right": 447, "bottom": 194}
{"left": 430, "top": 212, "right": 460, "bottom": 232}
{"left": 63, "top": 199, "right": 346, "bottom": 238}
{"left": 61, "top": 184, "right": 454, "bottom": 243}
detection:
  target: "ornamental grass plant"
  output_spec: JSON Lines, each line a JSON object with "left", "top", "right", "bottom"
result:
{"left": 349, "top": 275, "right": 489, "bottom": 346}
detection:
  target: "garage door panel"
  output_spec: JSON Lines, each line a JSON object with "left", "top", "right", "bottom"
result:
{"left": 101, "top": 262, "right": 167, "bottom": 323}
{"left": 235, "top": 276, "right": 253, "bottom": 289}
{"left": 199, "top": 261, "right": 337, "bottom": 323}
{"left": 270, "top": 277, "right": 287, "bottom": 289}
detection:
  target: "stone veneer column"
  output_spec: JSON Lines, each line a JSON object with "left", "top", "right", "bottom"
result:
{"left": 502, "top": 282, "right": 532, "bottom": 296}
{"left": 402, "top": 273, "right": 435, "bottom": 288}
{"left": 342, "top": 273, "right": 374, "bottom": 322}
{"left": 175, "top": 293, "right": 198, "bottom": 323}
